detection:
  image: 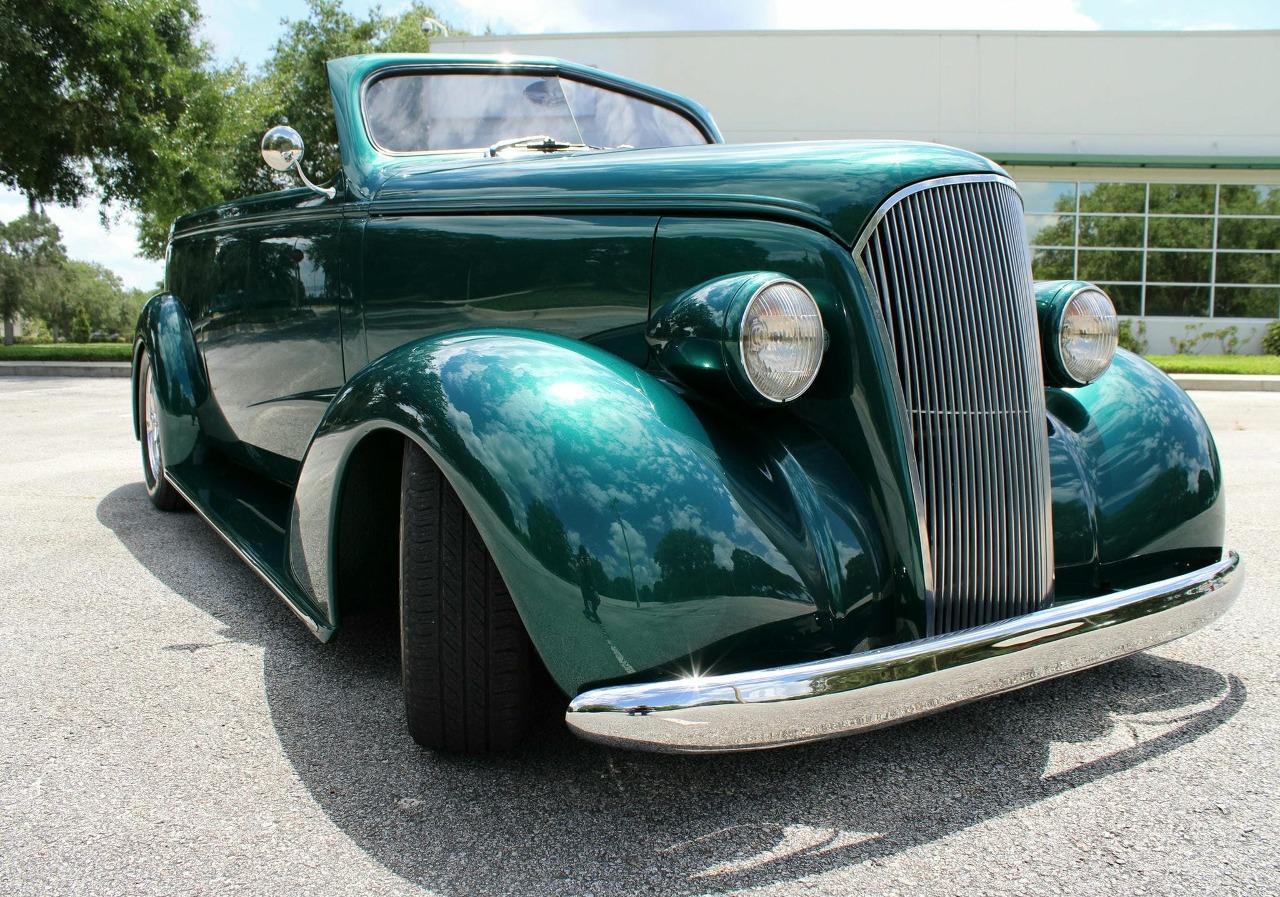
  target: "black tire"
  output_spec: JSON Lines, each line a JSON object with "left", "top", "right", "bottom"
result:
{"left": 399, "top": 440, "right": 536, "bottom": 752}
{"left": 136, "top": 350, "right": 184, "bottom": 512}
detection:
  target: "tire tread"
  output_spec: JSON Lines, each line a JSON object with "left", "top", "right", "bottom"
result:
{"left": 400, "top": 441, "right": 534, "bottom": 752}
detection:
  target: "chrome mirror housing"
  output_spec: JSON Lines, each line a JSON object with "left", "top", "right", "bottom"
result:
{"left": 261, "top": 125, "right": 304, "bottom": 171}
{"left": 260, "top": 126, "right": 335, "bottom": 199}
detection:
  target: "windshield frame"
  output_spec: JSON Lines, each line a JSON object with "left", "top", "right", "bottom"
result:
{"left": 358, "top": 63, "right": 717, "bottom": 158}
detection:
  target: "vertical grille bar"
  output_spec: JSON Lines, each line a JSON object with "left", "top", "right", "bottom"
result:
{"left": 857, "top": 176, "right": 1054, "bottom": 634}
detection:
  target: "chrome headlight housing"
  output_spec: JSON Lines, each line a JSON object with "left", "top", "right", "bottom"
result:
{"left": 1035, "top": 281, "right": 1118, "bottom": 387}
{"left": 648, "top": 272, "right": 826, "bottom": 405}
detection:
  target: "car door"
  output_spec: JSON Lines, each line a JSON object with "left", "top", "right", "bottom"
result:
{"left": 196, "top": 203, "right": 346, "bottom": 485}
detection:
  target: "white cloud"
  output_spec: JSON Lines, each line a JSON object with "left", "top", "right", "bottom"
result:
{"left": 605, "top": 519, "right": 661, "bottom": 586}
{"left": 0, "top": 188, "right": 164, "bottom": 291}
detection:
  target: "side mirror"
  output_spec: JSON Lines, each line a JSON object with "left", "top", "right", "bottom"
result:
{"left": 261, "top": 125, "right": 304, "bottom": 171}
{"left": 260, "top": 126, "right": 335, "bottom": 199}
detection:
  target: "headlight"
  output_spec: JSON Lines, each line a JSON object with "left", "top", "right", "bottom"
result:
{"left": 738, "top": 279, "right": 824, "bottom": 403}
{"left": 1035, "top": 282, "right": 1118, "bottom": 387}
{"left": 1057, "top": 287, "right": 1118, "bottom": 386}
{"left": 647, "top": 272, "right": 826, "bottom": 405}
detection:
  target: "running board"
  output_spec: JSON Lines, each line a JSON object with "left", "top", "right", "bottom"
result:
{"left": 165, "top": 459, "right": 334, "bottom": 642}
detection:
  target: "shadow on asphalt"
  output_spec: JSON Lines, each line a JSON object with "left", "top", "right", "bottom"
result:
{"left": 98, "top": 482, "right": 1246, "bottom": 897}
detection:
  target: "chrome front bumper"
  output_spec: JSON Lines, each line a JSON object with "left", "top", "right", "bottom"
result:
{"left": 565, "top": 552, "right": 1243, "bottom": 753}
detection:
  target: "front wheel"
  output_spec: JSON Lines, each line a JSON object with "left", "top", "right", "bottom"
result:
{"left": 136, "top": 350, "right": 183, "bottom": 512}
{"left": 399, "top": 440, "right": 537, "bottom": 752}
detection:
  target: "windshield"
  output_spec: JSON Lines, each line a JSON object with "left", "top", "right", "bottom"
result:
{"left": 363, "top": 72, "right": 709, "bottom": 153}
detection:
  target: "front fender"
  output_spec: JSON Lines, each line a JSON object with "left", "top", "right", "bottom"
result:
{"left": 289, "top": 329, "right": 889, "bottom": 694}
{"left": 132, "top": 293, "right": 208, "bottom": 470}
{"left": 1047, "top": 349, "right": 1225, "bottom": 592}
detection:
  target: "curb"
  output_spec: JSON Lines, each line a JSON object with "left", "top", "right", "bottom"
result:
{"left": 1170, "top": 373, "right": 1280, "bottom": 393}
{"left": 1, "top": 361, "right": 1277, "bottom": 392}
{"left": 0, "top": 360, "right": 131, "bottom": 379}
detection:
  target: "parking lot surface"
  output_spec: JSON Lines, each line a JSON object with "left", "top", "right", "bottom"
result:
{"left": 2, "top": 376, "right": 1277, "bottom": 896}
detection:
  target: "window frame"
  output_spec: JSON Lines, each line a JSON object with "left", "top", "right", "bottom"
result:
{"left": 1019, "top": 177, "right": 1280, "bottom": 319}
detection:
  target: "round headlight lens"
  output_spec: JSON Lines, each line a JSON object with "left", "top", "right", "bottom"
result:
{"left": 739, "top": 280, "right": 824, "bottom": 402}
{"left": 1058, "top": 287, "right": 1118, "bottom": 385}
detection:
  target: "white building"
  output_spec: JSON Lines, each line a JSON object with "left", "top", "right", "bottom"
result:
{"left": 438, "top": 30, "right": 1280, "bottom": 353}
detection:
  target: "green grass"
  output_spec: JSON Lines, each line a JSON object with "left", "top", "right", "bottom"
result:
{"left": 0, "top": 342, "right": 133, "bottom": 362}
{"left": 1146, "top": 354, "right": 1280, "bottom": 375}
{"left": 3, "top": 341, "right": 1276, "bottom": 375}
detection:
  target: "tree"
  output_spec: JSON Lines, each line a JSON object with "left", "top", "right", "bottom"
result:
{"left": 132, "top": 63, "right": 266, "bottom": 256}
{"left": 135, "top": 0, "right": 444, "bottom": 255}
{"left": 0, "top": 1, "right": 445, "bottom": 261}
{"left": 0, "top": 214, "right": 66, "bottom": 344}
{"left": 729, "top": 548, "right": 803, "bottom": 600}
{"left": 0, "top": 1, "right": 226, "bottom": 217}
{"left": 30, "top": 260, "right": 144, "bottom": 342}
{"left": 526, "top": 499, "right": 575, "bottom": 580}
{"left": 652, "top": 527, "right": 729, "bottom": 601}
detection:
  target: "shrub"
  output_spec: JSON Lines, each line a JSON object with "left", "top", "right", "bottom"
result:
{"left": 1167, "top": 323, "right": 1240, "bottom": 355}
{"left": 70, "top": 307, "right": 92, "bottom": 344}
{"left": 1264, "top": 321, "right": 1280, "bottom": 356}
{"left": 1213, "top": 325, "right": 1240, "bottom": 355}
{"left": 1168, "top": 323, "right": 1203, "bottom": 354}
{"left": 1117, "top": 319, "right": 1147, "bottom": 354}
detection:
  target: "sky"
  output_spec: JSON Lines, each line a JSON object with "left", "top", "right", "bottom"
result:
{"left": 5, "top": 0, "right": 1278, "bottom": 290}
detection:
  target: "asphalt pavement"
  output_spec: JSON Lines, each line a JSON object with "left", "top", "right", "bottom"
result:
{"left": 2, "top": 376, "right": 1277, "bottom": 896}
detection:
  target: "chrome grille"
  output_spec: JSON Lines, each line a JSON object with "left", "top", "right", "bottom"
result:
{"left": 856, "top": 176, "right": 1054, "bottom": 634}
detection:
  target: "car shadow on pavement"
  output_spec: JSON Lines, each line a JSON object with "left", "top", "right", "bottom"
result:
{"left": 99, "top": 482, "right": 1246, "bottom": 897}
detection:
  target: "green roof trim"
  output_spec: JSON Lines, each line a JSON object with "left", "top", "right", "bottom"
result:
{"left": 988, "top": 152, "right": 1280, "bottom": 171}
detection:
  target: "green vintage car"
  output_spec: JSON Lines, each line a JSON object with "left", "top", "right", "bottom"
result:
{"left": 133, "top": 53, "right": 1243, "bottom": 754}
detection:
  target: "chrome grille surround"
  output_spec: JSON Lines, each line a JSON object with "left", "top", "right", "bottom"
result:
{"left": 853, "top": 174, "right": 1054, "bottom": 635}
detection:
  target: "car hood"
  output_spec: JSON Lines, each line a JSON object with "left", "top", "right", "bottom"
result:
{"left": 366, "top": 140, "right": 1007, "bottom": 248}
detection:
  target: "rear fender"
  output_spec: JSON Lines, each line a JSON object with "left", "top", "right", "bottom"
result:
{"left": 132, "top": 293, "right": 209, "bottom": 470}
{"left": 288, "top": 328, "right": 886, "bottom": 694}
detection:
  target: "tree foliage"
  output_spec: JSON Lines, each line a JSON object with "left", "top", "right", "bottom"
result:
{"left": 0, "top": 214, "right": 67, "bottom": 344}
{"left": 136, "top": 0, "right": 442, "bottom": 255}
{"left": 36, "top": 260, "right": 149, "bottom": 342}
{"left": 526, "top": 498, "right": 575, "bottom": 580}
{"left": 0, "top": 214, "right": 147, "bottom": 344}
{"left": 0, "top": 1, "right": 223, "bottom": 210}
{"left": 1261, "top": 321, "right": 1280, "bottom": 356}
{"left": 0, "top": 0, "right": 446, "bottom": 260}
{"left": 231, "top": 1, "right": 438, "bottom": 194}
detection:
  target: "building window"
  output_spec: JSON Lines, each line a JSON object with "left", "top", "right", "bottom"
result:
{"left": 1018, "top": 179, "right": 1280, "bottom": 318}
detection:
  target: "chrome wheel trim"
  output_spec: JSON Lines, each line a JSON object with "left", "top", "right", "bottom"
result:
{"left": 144, "top": 365, "right": 162, "bottom": 484}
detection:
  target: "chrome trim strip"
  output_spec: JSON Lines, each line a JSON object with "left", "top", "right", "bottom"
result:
{"left": 173, "top": 208, "right": 345, "bottom": 242}
{"left": 851, "top": 228, "right": 937, "bottom": 630}
{"left": 852, "top": 173, "right": 1019, "bottom": 257}
{"left": 163, "top": 473, "right": 332, "bottom": 641}
{"left": 565, "top": 552, "right": 1243, "bottom": 753}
